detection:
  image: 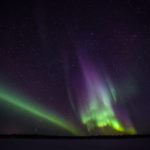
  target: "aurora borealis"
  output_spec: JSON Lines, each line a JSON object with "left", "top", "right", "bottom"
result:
{"left": 0, "top": 54, "right": 136, "bottom": 135}
{"left": 75, "top": 54, "right": 136, "bottom": 135}
{"left": 0, "top": 0, "right": 150, "bottom": 136}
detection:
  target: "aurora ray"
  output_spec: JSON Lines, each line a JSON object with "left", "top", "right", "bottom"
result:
{"left": 0, "top": 86, "right": 84, "bottom": 136}
{"left": 75, "top": 54, "right": 136, "bottom": 135}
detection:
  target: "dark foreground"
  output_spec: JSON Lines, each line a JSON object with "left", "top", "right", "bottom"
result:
{"left": 0, "top": 135, "right": 150, "bottom": 150}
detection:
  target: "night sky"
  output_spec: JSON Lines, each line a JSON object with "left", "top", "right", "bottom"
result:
{"left": 0, "top": 0, "right": 150, "bottom": 136}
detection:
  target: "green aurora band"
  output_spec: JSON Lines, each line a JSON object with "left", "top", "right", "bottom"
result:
{"left": 0, "top": 87, "right": 84, "bottom": 136}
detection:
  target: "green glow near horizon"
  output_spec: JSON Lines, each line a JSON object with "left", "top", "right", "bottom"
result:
{"left": 81, "top": 99, "right": 124, "bottom": 132}
{"left": 0, "top": 87, "right": 84, "bottom": 136}
{"left": 81, "top": 97, "right": 136, "bottom": 135}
